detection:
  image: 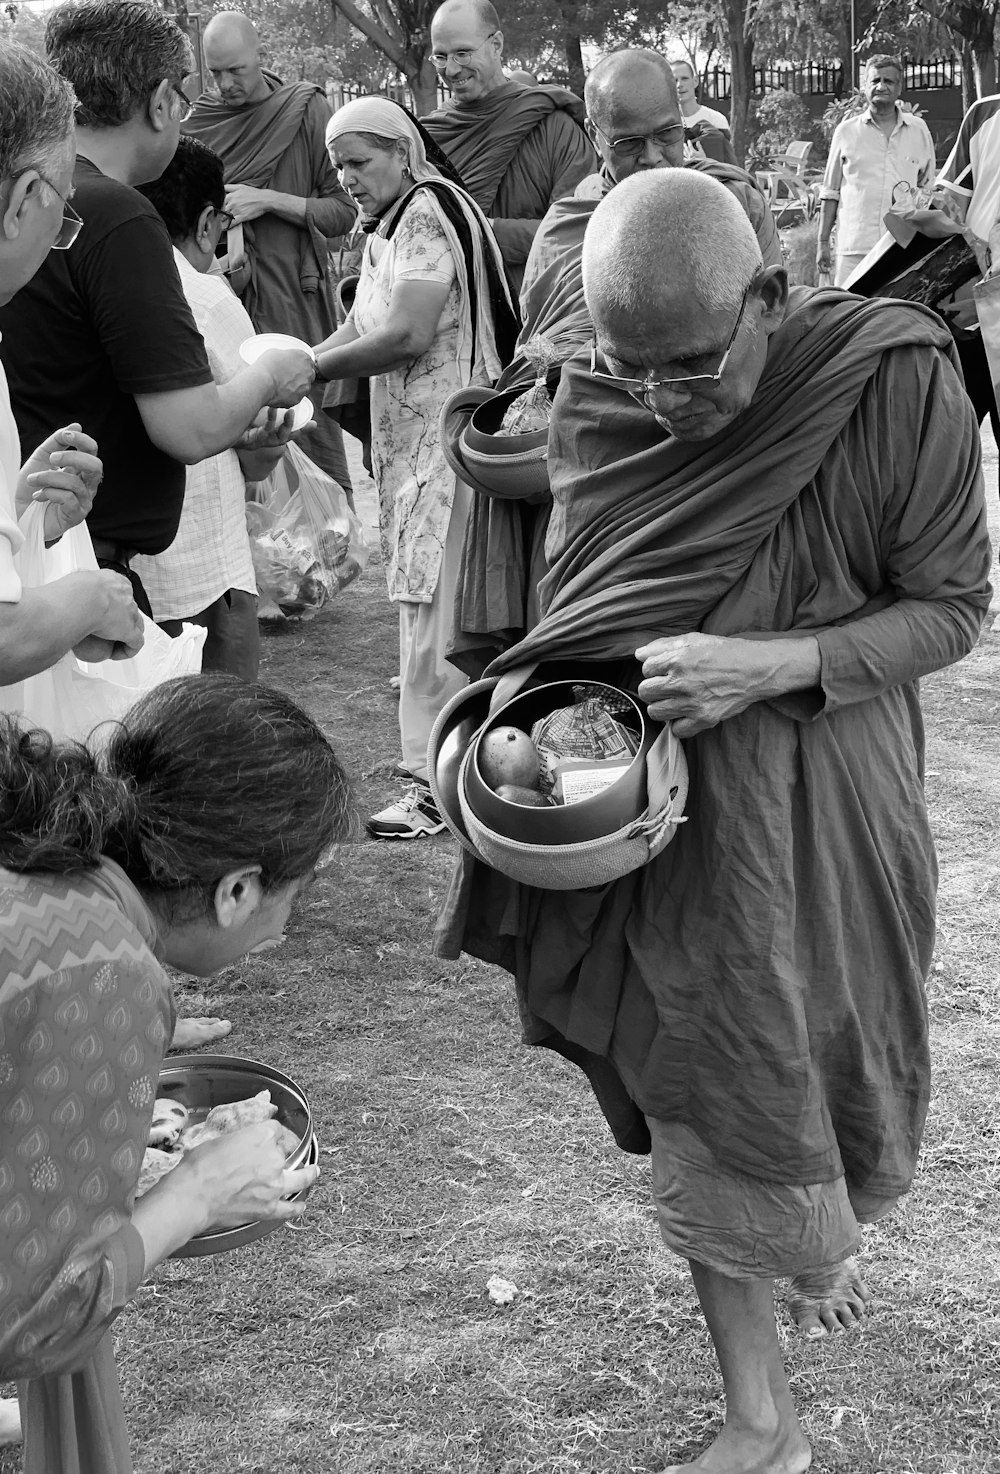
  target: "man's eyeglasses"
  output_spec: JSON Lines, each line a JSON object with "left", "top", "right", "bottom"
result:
{"left": 213, "top": 207, "right": 235, "bottom": 232}
{"left": 36, "top": 172, "right": 83, "bottom": 250}
{"left": 590, "top": 283, "right": 753, "bottom": 395}
{"left": 431, "top": 32, "right": 497, "bottom": 69}
{"left": 591, "top": 120, "right": 686, "bottom": 159}
{"left": 170, "top": 80, "right": 193, "bottom": 121}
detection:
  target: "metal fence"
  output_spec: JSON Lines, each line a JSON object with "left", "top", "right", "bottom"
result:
{"left": 326, "top": 78, "right": 451, "bottom": 112}
{"left": 701, "top": 56, "right": 960, "bottom": 101}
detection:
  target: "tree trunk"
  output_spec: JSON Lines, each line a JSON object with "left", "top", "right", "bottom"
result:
{"left": 961, "top": 37, "right": 975, "bottom": 110}
{"left": 723, "top": 0, "right": 753, "bottom": 164}
{"left": 973, "top": 44, "right": 996, "bottom": 97}
{"left": 406, "top": 55, "right": 439, "bottom": 115}
{"left": 556, "top": 1, "right": 585, "bottom": 96}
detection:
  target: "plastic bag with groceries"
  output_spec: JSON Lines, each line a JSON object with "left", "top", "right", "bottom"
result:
{"left": 245, "top": 442, "right": 368, "bottom": 620}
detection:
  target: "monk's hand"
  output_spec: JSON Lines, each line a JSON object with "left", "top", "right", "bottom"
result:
{"left": 224, "top": 184, "right": 273, "bottom": 223}
{"left": 637, "top": 634, "right": 775, "bottom": 737}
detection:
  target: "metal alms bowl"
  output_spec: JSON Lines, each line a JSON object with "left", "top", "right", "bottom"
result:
{"left": 427, "top": 677, "right": 500, "bottom": 854}
{"left": 156, "top": 1053, "right": 315, "bottom": 1257}
{"left": 464, "top": 681, "right": 655, "bottom": 845}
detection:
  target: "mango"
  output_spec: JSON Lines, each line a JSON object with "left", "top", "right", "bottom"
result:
{"left": 495, "top": 783, "right": 553, "bottom": 807}
{"left": 479, "top": 725, "right": 541, "bottom": 791}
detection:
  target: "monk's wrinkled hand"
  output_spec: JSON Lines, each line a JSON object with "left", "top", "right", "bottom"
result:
{"left": 224, "top": 184, "right": 272, "bottom": 223}
{"left": 636, "top": 633, "right": 769, "bottom": 737}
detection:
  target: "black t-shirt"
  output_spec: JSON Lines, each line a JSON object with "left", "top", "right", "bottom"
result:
{"left": 0, "top": 158, "right": 213, "bottom": 554}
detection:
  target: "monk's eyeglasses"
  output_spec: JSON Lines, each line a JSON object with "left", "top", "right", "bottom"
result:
{"left": 31, "top": 172, "right": 83, "bottom": 250}
{"left": 591, "top": 121, "right": 686, "bottom": 159}
{"left": 590, "top": 283, "right": 753, "bottom": 396}
{"left": 170, "top": 80, "right": 193, "bottom": 121}
{"left": 431, "top": 32, "right": 498, "bottom": 69}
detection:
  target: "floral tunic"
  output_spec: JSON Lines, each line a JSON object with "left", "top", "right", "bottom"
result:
{"left": 354, "top": 192, "right": 488, "bottom": 604}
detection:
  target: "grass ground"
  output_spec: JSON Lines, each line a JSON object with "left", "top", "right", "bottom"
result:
{"left": 3, "top": 440, "right": 999, "bottom": 1474}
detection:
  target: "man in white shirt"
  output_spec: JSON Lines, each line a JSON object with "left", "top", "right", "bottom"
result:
{"left": 670, "top": 58, "right": 731, "bottom": 158}
{"left": 134, "top": 136, "right": 294, "bottom": 679}
{"left": 818, "top": 56, "right": 936, "bottom": 285}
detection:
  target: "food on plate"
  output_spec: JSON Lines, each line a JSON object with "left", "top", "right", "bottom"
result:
{"left": 147, "top": 1098, "right": 189, "bottom": 1149}
{"left": 136, "top": 1090, "right": 285, "bottom": 1198}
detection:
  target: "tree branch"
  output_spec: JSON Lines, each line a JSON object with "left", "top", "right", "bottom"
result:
{"left": 328, "top": 0, "right": 407, "bottom": 70}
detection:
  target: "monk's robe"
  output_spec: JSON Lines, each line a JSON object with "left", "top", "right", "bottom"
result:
{"left": 423, "top": 80, "right": 597, "bottom": 288}
{"left": 184, "top": 75, "right": 357, "bottom": 490}
{"left": 450, "top": 161, "right": 783, "bottom": 677}
{"left": 437, "top": 289, "right": 991, "bottom": 1204}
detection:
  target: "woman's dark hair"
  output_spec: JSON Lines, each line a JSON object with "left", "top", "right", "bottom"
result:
{"left": 0, "top": 676, "right": 355, "bottom": 907}
{"left": 139, "top": 136, "right": 226, "bottom": 244}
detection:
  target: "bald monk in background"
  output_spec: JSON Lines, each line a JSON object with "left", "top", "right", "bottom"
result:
{"left": 184, "top": 11, "right": 357, "bottom": 493}
{"left": 422, "top": 0, "right": 596, "bottom": 290}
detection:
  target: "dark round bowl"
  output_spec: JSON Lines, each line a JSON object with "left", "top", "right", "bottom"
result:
{"left": 172, "top": 1133, "right": 319, "bottom": 1259}
{"left": 156, "top": 1053, "right": 314, "bottom": 1257}
{"left": 426, "top": 677, "right": 498, "bottom": 853}
{"left": 458, "top": 387, "right": 550, "bottom": 501}
{"left": 464, "top": 681, "right": 654, "bottom": 845}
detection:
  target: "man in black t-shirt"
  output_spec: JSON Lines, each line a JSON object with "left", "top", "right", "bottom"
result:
{"left": 0, "top": 1, "right": 315, "bottom": 603}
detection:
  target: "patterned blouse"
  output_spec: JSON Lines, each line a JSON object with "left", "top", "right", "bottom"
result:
{"left": 0, "top": 858, "right": 173, "bottom": 1382}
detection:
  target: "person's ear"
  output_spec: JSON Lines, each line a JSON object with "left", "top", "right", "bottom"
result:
{"left": 147, "top": 77, "right": 174, "bottom": 134}
{"left": 493, "top": 29, "right": 504, "bottom": 59}
{"left": 755, "top": 265, "right": 790, "bottom": 332}
{"left": 0, "top": 172, "right": 38, "bottom": 242}
{"left": 195, "top": 203, "right": 216, "bottom": 248}
{"left": 212, "top": 865, "right": 264, "bottom": 929}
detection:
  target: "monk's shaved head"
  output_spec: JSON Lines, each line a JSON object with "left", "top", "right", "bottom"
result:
{"left": 432, "top": 0, "right": 500, "bottom": 34}
{"left": 431, "top": 0, "right": 506, "bottom": 102}
{"left": 203, "top": 10, "right": 269, "bottom": 107}
{"left": 585, "top": 49, "right": 678, "bottom": 129}
{"left": 583, "top": 170, "right": 762, "bottom": 321}
{"left": 203, "top": 10, "right": 260, "bottom": 57}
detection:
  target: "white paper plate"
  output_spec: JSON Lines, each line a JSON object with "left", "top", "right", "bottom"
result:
{"left": 288, "top": 398, "right": 313, "bottom": 431}
{"left": 239, "top": 332, "right": 316, "bottom": 365}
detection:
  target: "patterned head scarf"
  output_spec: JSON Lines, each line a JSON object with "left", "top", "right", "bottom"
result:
{"left": 325, "top": 95, "right": 442, "bottom": 184}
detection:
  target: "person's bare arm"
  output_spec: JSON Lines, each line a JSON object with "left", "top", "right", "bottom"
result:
{"left": 315, "top": 280, "right": 449, "bottom": 379}
{"left": 134, "top": 349, "right": 315, "bottom": 465}
{"left": 0, "top": 569, "right": 144, "bottom": 681}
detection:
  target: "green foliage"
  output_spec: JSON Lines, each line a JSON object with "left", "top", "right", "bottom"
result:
{"left": 747, "top": 88, "right": 819, "bottom": 162}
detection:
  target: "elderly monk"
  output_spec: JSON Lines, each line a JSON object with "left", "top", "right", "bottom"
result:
{"left": 436, "top": 170, "right": 991, "bottom": 1473}
{"left": 184, "top": 11, "right": 356, "bottom": 492}
{"left": 422, "top": 0, "right": 596, "bottom": 290}
{"left": 453, "top": 49, "right": 781, "bottom": 678}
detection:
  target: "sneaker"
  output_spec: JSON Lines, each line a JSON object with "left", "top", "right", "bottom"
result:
{"left": 367, "top": 783, "right": 446, "bottom": 839}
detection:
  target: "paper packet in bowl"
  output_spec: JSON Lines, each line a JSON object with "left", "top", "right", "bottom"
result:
{"left": 530, "top": 685, "right": 641, "bottom": 806}
{"left": 499, "top": 335, "right": 559, "bottom": 435}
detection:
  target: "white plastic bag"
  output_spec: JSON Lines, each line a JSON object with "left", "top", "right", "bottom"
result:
{"left": 0, "top": 506, "right": 205, "bottom": 743}
{"left": 245, "top": 443, "right": 367, "bottom": 621}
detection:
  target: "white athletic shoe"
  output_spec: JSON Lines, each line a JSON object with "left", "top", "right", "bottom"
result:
{"left": 366, "top": 783, "right": 446, "bottom": 839}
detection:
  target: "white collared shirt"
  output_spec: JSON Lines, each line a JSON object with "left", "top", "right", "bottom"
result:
{"left": 132, "top": 250, "right": 257, "bottom": 620}
{"left": 821, "top": 106, "right": 936, "bottom": 256}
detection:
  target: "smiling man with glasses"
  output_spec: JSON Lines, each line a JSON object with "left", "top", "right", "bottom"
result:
{"left": 440, "top": 165, "right": 992, "bottom": 1474}
{"left": 421, "top": 0, "right": 596, "bottom": 289}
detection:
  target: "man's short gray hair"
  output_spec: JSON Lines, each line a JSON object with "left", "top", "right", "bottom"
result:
{"left": 46, "top": 0, "right": 193, "bottom": 129}
{"left": 582, "top": 170, "right": 763, "bottom": 320}
{"left": 865, "top": 54, "right": 903, "bottom": 79}
{"left": 0, "top": 42, "right": 76, "bottom": 198}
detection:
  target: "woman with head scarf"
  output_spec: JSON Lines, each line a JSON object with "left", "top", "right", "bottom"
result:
{"left": 315, "top": 96, "right": 518, "bottom": 840}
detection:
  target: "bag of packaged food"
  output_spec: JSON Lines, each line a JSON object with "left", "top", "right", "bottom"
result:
{"left": 499, "top": 335, "right": 559, "bottom": 435}
{"left": 530, "top": 686, "right": 641, "bottom": 805}
{"left": 245, "top": 443, "right": 368, "bottom": 621}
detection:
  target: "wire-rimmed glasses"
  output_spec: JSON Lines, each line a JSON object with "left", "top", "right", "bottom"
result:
{"left": 589, "top": 283, "right": 753, "bottom": 396}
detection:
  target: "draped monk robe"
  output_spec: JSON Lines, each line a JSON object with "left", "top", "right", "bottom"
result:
{"left": 437, "top": 289, "right": 992, "bottom": 1197}
{"left": 183, "top": 74, "right": 357, "bottom": 489}
{"left": 422, "top": 80, "right": 597, "bottom": 288}
{"left": 451, "top": 160, "right": 783, "bottom": 677}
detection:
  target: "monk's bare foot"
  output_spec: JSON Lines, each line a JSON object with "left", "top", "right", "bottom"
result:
{"left": 660, "top": 1414, "right": 811, "bottom": 1474}
{"left": 0, "top": 1397, "right": 21, "bottom": 1445}
{"left": 169, "top": 1016, "right": 232, "bottom": 1051}
{"left": 786, "top": 1256, "right": 870, "bottom": 1339}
